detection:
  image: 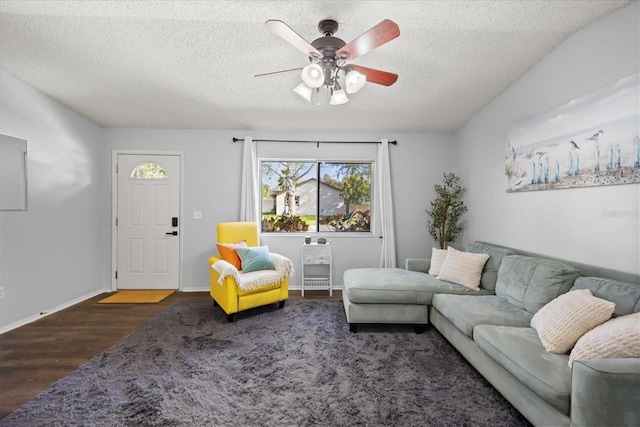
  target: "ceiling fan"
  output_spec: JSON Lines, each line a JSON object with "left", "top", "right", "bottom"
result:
{"left": 257, "top": 19, "right": 400, "bottom": 105}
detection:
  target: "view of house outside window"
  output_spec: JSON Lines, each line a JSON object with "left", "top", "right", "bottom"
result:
{"left": 261, "top": 161, "right": 372, "bottom": 233}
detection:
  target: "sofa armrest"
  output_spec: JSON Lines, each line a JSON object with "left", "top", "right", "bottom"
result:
{"left": 570, "top": 358, "right": 640, "bottom": 426}
{"left": 405, "top": 258, "right": 430, "bottom": 273}
{"left": 209, "top": 256, "right": 240, "bottom": 314}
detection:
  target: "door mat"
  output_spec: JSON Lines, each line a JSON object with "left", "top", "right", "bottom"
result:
{"left": 98, "top": 290, "right": 176, "bottom": 304}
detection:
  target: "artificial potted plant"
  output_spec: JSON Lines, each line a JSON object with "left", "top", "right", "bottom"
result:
{"left": 426, "top": 172, "right": 468, "bottom": 249}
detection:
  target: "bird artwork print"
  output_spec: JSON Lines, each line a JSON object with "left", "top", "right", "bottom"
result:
{"left": 505, "top": 73, "right": 638, "bottom": 193}
{"left": 587, "top": 130, "right": 604, "bottom": 141}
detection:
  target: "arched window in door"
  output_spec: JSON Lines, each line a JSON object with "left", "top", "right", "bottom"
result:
{"left": 130, "top": 162, "right": 168, "bottom": 179}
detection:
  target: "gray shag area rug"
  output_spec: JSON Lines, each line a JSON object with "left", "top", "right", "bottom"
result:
{"left": 1, "top": 300, "right": 530, "bottom": 426}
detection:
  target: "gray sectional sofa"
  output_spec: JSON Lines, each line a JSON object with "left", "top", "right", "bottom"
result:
{"left": 342, "top": 242, "right": 640, "bottom": 427}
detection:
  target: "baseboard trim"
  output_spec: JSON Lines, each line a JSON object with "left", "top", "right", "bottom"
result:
{"left": 181, "top": 287, "right": 209, "bottom": 292}
{"left": 0, "top": 289, "right": 109, "bottom": 335}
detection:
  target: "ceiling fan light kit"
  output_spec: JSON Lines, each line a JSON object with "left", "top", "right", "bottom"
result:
{"left": 345, "top": 69, "right": 366, "bottom": 94}
{"left": 301, "top": 63, "right": 325, "bottom": 88}
{"left": 293, "top": 82, "right": 313, "bottom": 102}
{"left": 329, "top": 87, "right": 349, "bottom": 105}
{"left": 263, "top": 18, "right": 400, "bottom": 106}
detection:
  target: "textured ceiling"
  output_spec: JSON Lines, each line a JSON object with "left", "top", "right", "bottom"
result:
{"left": 0, "top": 1, "right": 633, "bottom": 133}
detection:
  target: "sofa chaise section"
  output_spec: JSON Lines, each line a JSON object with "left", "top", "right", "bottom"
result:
{"left": 342, "top": 242, "right": 515, "bottom": 333}
{"left": 342, "top": 267, "right": 492, "bottom": 332}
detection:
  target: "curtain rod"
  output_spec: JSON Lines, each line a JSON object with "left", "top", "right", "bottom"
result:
{"left": 232, "top": 137, "right": 397, "bottom": 146}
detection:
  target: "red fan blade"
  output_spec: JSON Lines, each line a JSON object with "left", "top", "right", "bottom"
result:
{"left": 255, "top": 67, "right": 303, "bottom": 78}
{"left": 348, "top": 64, "right": 398, "bottom": 86}
{"left": 336, "top": 19, "right": 400, "bottom": 62}
{"left": 265, "top": 20, "right": 322, "bottom": 58}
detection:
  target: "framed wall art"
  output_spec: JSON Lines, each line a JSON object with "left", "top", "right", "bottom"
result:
{"left": 505, "top": 73, "right": 639, "bottom": 192}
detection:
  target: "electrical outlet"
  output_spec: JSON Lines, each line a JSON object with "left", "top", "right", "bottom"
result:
{"left": 0, "top": 287, "right": 4, "bottom": 300}
{"left": 193, "top": 211, "right": 202, "bottom": 220}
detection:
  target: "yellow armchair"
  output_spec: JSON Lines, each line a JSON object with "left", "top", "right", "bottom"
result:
{"left": 209, "top": 222, "right": 291, "bottom": 322}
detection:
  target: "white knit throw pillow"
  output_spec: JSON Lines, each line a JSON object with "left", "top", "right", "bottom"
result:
{"left": 569, "top": 312, "right": 640, "bottom": 366}
{"left": 531, "top": 289, "right": 615, "bottom": 354}
{"left": 437, "top": 246, "right": 490, "bottom": 290}
{"left": 428, "top": 247, "right": 449, "bottom": 276}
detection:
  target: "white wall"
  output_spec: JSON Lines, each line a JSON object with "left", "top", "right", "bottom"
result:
{"left": 455, "top": 2, "right": 640, "bottom": 275}
{"left": 0, "top": 70, "right": 108, "bottom": 331}
{"left": 104, "top": 129, "right": 455, "bottom": 290}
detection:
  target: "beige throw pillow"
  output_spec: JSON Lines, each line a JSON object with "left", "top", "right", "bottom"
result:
{"left": 428, "top": 247, "right": 449, "bottom": 276}
{"left": 437, "top": 247, "right": 490, "bottom": 290}
{"left": 531, "top": 289, "right": 615, "bottom": 354}
{"left": 568, "top": 312, "right": 640, "bottom": 367}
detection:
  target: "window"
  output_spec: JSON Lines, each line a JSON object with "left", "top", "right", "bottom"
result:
{"left": 130, "top": 162, "right": 167, "bottom": 179}
{"left": 261, "top": 160, "right": 372, "bottom": 233}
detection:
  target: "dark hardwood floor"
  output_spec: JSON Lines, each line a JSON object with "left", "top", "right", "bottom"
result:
{"left": 0, "top": 289, "right": 341, "bottom": 419}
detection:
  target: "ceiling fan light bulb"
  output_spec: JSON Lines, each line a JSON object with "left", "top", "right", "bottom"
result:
{"left": 293, "top": 82, "right": 312, "bottom": 102}
{"left": 301, "top": 63, "right": 324, "bottom": 88}
{"left": 330, "top": 88, "right": 348, "bottom": 105}
{"left": 345, "top": 70, "right": 366, "bottom": 94}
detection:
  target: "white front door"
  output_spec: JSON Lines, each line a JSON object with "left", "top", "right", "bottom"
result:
{"left": 116, "top": 154, "right": 181, "bottom": 290}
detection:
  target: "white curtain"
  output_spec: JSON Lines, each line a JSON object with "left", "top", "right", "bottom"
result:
{"left": 240, "top": 136, "right": 260, "bottom": 223}
{"left": 377, "top": 138, "right": 396, "bottom": 268}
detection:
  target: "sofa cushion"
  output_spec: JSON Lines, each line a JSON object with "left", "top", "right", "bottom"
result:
{"left": 428, "top": 247, "right": 448, "bottom": 275}
{"left": 495, "top": 255, "right": 580, "bottom": 315}
{"left": 466, "top": 242, "right": 515, "bottom": 293}
{"left": 571, "top": 276, "right": 640, "bottom": 316}
{"left": 432, "top": 294, "right": 532, "bottom": 338}
{"left": 217, "top": 240, "right": 248, "bottom": 270}
{"left": 343, "top": 268, "right": 491, "bottom": 305}
{"left": 531, "top": 289, "right": 615, "bottom": 354}
{"left": 235, "top": 246, "right": 276, "bottom": 273}
{"left": 474, "top": 325, "right": 571, "bottom": 415}
{"left": 437, "top": 247, "right": 490, "bottom": 290}
{"left": 569, "top": 312, "right": 640, "bottom": 366}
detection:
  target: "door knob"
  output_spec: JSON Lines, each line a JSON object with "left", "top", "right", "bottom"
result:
{"left": 166, "top": 231, "right": 178, "bottom": 236}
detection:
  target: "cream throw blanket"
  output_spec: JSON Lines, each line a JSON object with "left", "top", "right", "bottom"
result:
{"left": 212, "top": 253, "right": 294, "bottom": 291}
